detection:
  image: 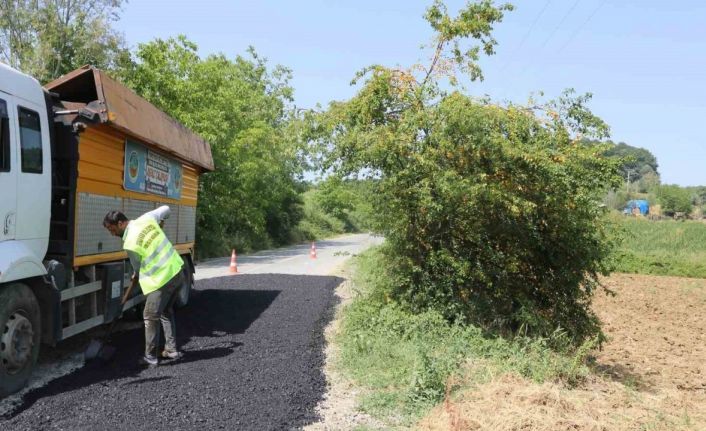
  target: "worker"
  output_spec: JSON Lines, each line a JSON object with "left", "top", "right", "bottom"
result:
{"left": 102, "top": 205, "right": 185, "bottom": 365}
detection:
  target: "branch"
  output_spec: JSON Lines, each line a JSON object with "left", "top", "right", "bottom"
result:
{"left": 421, "top": 39, "right": 444, "bottom": 89}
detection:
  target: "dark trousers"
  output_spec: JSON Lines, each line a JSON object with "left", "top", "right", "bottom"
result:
{"left": 143, "top": 270, "right": 184, "bottom": 357}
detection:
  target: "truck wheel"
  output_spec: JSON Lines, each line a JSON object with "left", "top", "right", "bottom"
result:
{"left": 175, "top": 267, "right": 193, "bottom": 308}
{"left": 0, "top": 283, "right": 41, "bottom": 397}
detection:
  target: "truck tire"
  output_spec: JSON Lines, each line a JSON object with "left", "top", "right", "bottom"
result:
{"left": 0, "top": 283, "right": 41, "bottom": 397}
{"left": 175, "top": 266, "right": 193, "bottom": 308}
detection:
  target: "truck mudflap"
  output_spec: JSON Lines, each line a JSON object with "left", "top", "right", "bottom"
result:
{"left": 99, "top": 262, "right": 125, "bottom": 322}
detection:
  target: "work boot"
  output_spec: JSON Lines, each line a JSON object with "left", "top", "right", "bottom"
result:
{"left": 160, "top": 350, "right": 183, "bottom": 360}
{"left": 140, "top": 354, "right": 159, "bottom": 366}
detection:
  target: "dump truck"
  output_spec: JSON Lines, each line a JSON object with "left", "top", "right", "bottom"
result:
{"left": 0, "top": 63, "right": 214, "bottom": 396}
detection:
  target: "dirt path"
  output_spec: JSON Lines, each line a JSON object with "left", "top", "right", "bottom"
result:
{"left": 419, "top": 273, "right": 706, "bottom": 430}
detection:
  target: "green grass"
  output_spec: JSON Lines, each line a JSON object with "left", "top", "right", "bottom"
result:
{"left": 337, "top": 247, "right": 597, "bottom": 427}
{"left": 612, "top": 216, "right": 706, "bottom": 278}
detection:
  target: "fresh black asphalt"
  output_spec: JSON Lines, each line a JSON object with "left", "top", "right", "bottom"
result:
{"left": 1, "top": 273, "right": 343, "bottom": 431}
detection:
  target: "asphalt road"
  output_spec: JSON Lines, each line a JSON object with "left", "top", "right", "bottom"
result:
{"left": 195, "top": 233, "right": 382, "bottom": 278}
{"left": 0, "top": 234, "right": 380, "bottom": 431}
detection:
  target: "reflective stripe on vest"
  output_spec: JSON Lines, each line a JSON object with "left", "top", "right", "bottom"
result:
{"left": 142, "top": 248, "right": 178, "bottom": 277}
{"left": 140, "top": 236, "right": 173, "bottom": 274}
{"left": 123, "top": 216, "right": 183, "bottom": 295}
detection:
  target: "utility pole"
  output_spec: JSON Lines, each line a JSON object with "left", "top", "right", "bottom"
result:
{"left": 626, "top": 169, "right": 633, "bottom": 195}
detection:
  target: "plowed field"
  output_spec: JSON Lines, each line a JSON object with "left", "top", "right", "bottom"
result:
{"left": 421, "top": 273, "right": 706, "bottom": 430}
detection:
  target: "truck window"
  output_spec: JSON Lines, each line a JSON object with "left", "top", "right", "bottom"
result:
{"left": 0, "top": 99, "right": 9, "bottom": 172}
{"left": 18, "top": 107, "right": 42, "bottom": 174}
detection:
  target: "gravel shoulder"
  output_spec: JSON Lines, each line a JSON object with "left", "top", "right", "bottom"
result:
{"left": 303, "top": 262, "right": 386, "bottom": 431}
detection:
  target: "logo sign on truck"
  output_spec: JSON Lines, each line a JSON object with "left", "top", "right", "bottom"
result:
{"left": 123, "top": 139, "right": 182, "bottom": 199}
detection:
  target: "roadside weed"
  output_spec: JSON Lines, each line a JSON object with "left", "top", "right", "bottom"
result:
{"left": 338, "top": 247, "right": 595, "bottom": 424}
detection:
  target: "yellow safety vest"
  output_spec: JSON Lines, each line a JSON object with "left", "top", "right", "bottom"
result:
{"left": 122, "top": 216, "right": 184, "bottom": 295}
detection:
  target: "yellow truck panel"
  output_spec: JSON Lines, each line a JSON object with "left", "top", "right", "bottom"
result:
{"left": 76, "top": 125, "right": 199, "bottom": 206}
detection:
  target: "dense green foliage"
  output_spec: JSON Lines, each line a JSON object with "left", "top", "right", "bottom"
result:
{"left": 297, "top": 179, "right": 377, "bottom": 240}
{"left": 591, "top": 140, "right": 660, "bottom": 211}
{"left": 657, "top": 184, "right": 694, "bottom": 216}
{"left": 118, "top": 37, "right": 305, "bottom": 257}
{"left": 582, "top": 139, "right": 661, "bottom": 211}
{"left": 688, "top": 186, "right": 706, "bottom": 217}
{"left": 314, "top": 178, "right": 376, "bottom": 231}
{"left": 311, "top": 2, "right": 621, "bottom": 343}
{"left": 690, "top": 186, "right": 706, "bottom": 204}
{"left": 596, "top": 141, "right": 706, "bottom": 218}
{"left": 0, "top": 0, "right": 129, "bottom": 83}
{"left": 338, "top": 248, "right": 596, "bottom": 424}
{"left": 601, "top": 141, "right": 659, "bottom": 184}
{"left": 612, "top": 215, "right": 706, "bottom": 278}
{"left": 297, "top": 189, "right": 347, "bottom": 240}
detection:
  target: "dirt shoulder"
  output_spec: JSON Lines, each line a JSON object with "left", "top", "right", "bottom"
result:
{"left": 303, "top": 262, "right": 387, "bottom": 431}
{"left": 419, "top": 273, "right": 706, "bottom": 430}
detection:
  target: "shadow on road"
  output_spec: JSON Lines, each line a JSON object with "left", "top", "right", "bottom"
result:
{"left": 184, "top": 287, "right": 281, "bottom": 337}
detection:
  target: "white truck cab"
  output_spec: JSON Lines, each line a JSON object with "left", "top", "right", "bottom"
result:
{"left": 0, "top": 63, "right": 51, "bottom": 283}
{"left": 0, "top": 64, "right": 53, "bottom": 397}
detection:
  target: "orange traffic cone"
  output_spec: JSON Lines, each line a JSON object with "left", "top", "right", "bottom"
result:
{"left": 229, "top": 249, "right": 238, "bottom": 273}
{"left": 310, "top": 242, "right": 317, "bottom": 259}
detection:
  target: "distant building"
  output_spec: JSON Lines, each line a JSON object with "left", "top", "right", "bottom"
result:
{"left": 624, "top": 199, "right": 650, "bottom": 215}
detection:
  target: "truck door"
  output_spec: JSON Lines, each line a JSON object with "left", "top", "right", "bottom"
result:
{"left": 0, "top": 94, "right": 17, "bottom": 241}
{"left": 14, "top": 100, "right": 50, "bottom": 250}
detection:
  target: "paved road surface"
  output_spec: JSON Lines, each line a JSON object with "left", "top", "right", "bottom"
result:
{"left": 196, "top": 233, "right": 382, "bottom": 278}
{"left": 0, "top": 234, "right": 381, "bottom": 430}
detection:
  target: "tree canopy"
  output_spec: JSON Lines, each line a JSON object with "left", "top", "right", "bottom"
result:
{"left": 118, "top": 36, "right": 305, "bottom": 256}
{"left": 308, "top": 1, "right": 621, "bottom": 343}
{"left": 0, "top": 0, "right": 129, "bottom": 83}
{"left": 599, "top": 140, "right": 659, "bottom": 183}
{"left": 658, "top": 184, "right": 693, "bottom": 216}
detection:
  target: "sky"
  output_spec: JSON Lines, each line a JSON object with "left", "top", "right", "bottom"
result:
{"left": 115, "top": 1, "right": 706, "bottom": 186}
